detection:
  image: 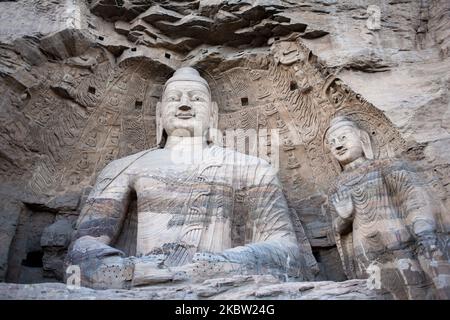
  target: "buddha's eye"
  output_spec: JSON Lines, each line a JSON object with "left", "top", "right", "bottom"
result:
{"left": 167, "top": 95, "right": 178, "bottom": 102}
{"left": 192, "top": 95, "right": 204, "bottom": 102}
{"left": 341, "top": 135, "right": 346, "bottom": 140}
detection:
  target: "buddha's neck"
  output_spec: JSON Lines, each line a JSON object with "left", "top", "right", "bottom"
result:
{"left": 164, "top": 135, "right": 208, "bottom": 152}
{"left": 343, "top": 156, "right": 367, "bottom": 171}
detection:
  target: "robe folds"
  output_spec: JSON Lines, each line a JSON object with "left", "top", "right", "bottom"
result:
{"left": 329, "top": 158, "right": 449, "bottom": 299}
{"left": 68, "top": 145, "right": 317, "bottom": 283}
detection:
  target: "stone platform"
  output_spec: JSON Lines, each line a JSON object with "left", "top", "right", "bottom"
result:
{"left": 0, "top": 276, "right": 388, "bottom": 300}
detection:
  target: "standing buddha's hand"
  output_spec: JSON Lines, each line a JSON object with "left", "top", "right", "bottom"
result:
{"left": 331, "top": 191, "right": 354, "bottom": 220}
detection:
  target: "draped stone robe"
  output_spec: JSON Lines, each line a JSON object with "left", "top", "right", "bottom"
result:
{"left": 70, "top": 145, "right": 315, "bottom": 282}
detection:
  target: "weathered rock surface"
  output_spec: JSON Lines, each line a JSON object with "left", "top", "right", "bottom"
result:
{"left": 0, "top": 0, "right": 449, "bottom": 298}
{"left": 0, "top": 276, "right": 389, "bottom": 300}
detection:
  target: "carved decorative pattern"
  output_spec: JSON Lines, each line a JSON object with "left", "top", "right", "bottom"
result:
{"left": 0, "top": 37, "right": 412, "bottom": 249}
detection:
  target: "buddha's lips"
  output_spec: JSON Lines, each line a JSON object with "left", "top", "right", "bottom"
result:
{"left": 336, "top": 148, "right": 347, "bottom": 156}
{"left": 176, "top": 113, "right": 195, "bottom": 119}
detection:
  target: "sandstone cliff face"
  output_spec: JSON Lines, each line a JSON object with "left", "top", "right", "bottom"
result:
{"left": 0, "top": 0, "right": 449, "bottom": 297}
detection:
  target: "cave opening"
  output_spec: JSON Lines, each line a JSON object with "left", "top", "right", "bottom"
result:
{"left": 312, "top": 249, "right": 321, "bottom": 263}
{"left": 21, "top": 251, "right": 44, "bottom": 268}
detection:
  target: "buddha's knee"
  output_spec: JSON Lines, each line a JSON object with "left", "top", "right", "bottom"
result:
{"left": 65, "top": 236, "right": 132, "bottom": 289}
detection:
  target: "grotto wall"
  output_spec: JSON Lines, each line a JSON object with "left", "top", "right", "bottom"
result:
{"left": 0, "top": 0, "right": 449, "bottom": 298}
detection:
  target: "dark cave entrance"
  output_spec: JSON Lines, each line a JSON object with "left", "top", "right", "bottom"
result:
{"left": 21, "top": 251, "right": 44, "bottom": 268}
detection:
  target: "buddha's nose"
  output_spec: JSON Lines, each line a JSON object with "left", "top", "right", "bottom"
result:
{"left": 335, "top": 145, "right": 344, "bottom": 151}
{"left": 178, "top": 105, "right": 192, "bottom": 112}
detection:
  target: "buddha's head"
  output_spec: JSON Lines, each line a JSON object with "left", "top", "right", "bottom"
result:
{"left": 325, "top": 116, "right": 373, "bottom": 167}
{"left": 156, "top": 67, "right": 218, "bottom": 146}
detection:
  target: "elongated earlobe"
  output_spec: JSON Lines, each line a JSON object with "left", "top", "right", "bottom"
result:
{"left": 359, "top": 129, "right": 374, "bottom": 159}
{"left": 211, "top": 101, "right": 218, "bottom": 130}
{"left": 207, "top": 101, "right": 220, "bottom": 145}
{"left": 156, "top": 102, "right": 164, "bottom": 146}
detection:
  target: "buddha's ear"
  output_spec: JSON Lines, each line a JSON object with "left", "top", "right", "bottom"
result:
{"left": 211, "top": 101, "right": 219, "bottom": 130}
{"left": 208, "top": 101, "right": 220, "bottom": 145}
{"left": 156, "top": 101, "right": 164, "bottom": 146}
{"left": 359, "top": 129, "right": 374, "bottom": 159}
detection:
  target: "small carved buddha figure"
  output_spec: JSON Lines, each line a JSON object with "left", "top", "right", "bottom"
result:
{"left": 325, "top": 116, "right": 450, "bottom": 300}
{"left": 66, "top": 67, "right": 316, "bottom": 289}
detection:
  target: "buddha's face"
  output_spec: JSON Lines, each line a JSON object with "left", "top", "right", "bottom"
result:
{"left": 327, "top": 125, "right": 364, "bottom": 166}
{"left": 160, "top": 80, "right": 212, "bottom": 137}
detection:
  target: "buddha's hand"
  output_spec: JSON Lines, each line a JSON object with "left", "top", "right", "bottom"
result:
{"left": 131, "top": 253, "right": 229, "bottom": 285}
{"left": 132, "top": 255, "right": 182, "bottom": 286}
{"left": 191, "top": 252, "right": 229, "bottom": 277}
{"left": 192, "top": 252, "right": 228, "bottom": 264}
{"left": 66, "top": 236, "right": 131, "bottom": 289}
{"left": 174, "top": 252, "right": 242, "bottom": 282}
{"left": 67, "top": 235, "right": 124, "bottom": 266}
{"left": 331, "top": 191, "right": 354, "bottom": 220}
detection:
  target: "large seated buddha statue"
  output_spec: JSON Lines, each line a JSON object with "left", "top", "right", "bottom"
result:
{"left": 66, "top": 67, "right": 316, "bottom": 289}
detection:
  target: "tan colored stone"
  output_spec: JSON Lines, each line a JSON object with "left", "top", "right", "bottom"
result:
{"left": 0, "top": 0, "right": 449, "bottom": 299}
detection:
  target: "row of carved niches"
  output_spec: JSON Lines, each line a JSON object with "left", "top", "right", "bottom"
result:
{"left": 13, "top": 49, "right": 173, "bottom": 200}
{"left": 0, "top": 39, "right": 418, "bottom": 234}
{"left": 209, "top": 40, "right": 408, "bottom": 247}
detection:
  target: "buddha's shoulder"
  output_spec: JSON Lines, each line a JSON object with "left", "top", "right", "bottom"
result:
{"left": 382, "top": 160, "right": 422, "bottom": 182}
{"left": 99, "top": 147, "right": 160, "bottom": 177}
{"left": 328, "top": 158, "right": 415, "bottom": 194}
{"left": 373, "top": 158, "right": 416, "bottom": 174}
{"left": 209, "top": 145, "right": 272, "bottom": 167}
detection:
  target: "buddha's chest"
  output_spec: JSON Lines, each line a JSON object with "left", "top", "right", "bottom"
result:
{"left": 132, "top": 173, "right": 237, "bottom": 257}
{"left": 338, "top": 170, "right": 389, "bottom": 203}
{"left": 133, "top": 173, "right": 235, "bottom": 219}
